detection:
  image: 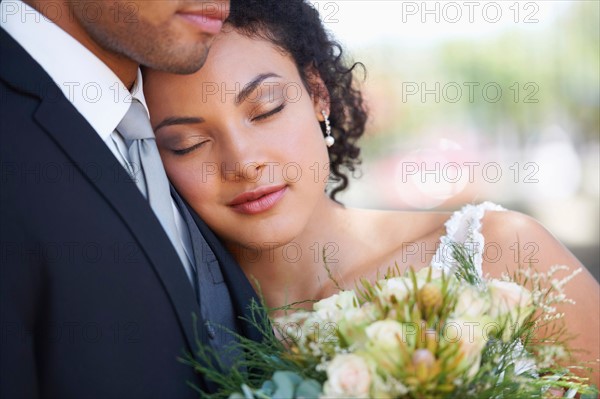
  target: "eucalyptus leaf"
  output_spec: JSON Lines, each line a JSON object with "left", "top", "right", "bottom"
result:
{"left": 274, "top": 371, "right": 303, "bottom": 386}
{"left": 295, "top": 379, "right": 322, "bottom": 399}
{"left": 260, "top": 380, "right": 275, "bottom": 395}
{"left": 241, "top": 384, "right": 255, "bottom": 399}
{"left": 272, "top": 371, "right": 300, "bottom": 399}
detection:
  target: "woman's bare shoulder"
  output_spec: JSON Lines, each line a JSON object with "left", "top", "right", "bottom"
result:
{"left": 480, "top": 211, "right": 599, "bottom": 384}
{"left": 479, "top": 209, "right": 583, "bottom": 277}
{"left": 346, "top": 207, "right": 451, "bottom": 242}
{"left": 481, "top": 209, "right": 548, "bottom": 243}
{"left": 340, "top": 208, "right": 452, "bottom": 280}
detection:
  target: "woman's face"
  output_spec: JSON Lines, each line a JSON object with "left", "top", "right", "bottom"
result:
{"left": 144, "top": 28, "right": 330, "bottom": 251}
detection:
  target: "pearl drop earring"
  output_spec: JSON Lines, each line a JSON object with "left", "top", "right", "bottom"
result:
{"left": 321, "top": 110, "right": 334, "bottom": 147}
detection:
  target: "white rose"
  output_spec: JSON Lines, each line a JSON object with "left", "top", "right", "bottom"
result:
{"left": 364, "top": 320, "right": 407, "bottom": 371}
{"left": 453, "top": 285, "right": 490, "bottom": 318}
{"left": 272, "top": 310, "right": 311, "bottom": 327}
{"left": 322, "top": 354, "right": 372, "bottom": 398}
{"left": 314, "top": 291, "right": 359, "bottom": 320}
{"left": 365, "top": 320, "right": 405, "bottom": 348}
{"left": 272, "top": 311, "right": 312, "bottom": 343}
{"left": 416, "top": 266, "right": 447, "bottom": 282}
{"left": 488, "top": 280, "right": 533, "bottom": 322}
{"left": 336, "top": 304, "right": 380, "bottom": 345}
{"left": 376, "top": 277, "right": 412, "bottom": 302}
{"left": 342, "top": 306, "right": 376, "bottom": 327}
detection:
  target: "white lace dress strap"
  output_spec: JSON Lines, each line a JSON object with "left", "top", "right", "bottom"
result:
{"left": 431, "top": 202, "right": 506, "bottom": 277}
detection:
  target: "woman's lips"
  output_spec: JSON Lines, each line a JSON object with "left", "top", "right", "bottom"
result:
{"left": 228, "top": 185, "right": 288, "bottom": 215}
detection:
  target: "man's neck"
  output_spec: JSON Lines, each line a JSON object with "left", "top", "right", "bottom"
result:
{"left": 24, "top": 0, "right": 138, "bottom": 89}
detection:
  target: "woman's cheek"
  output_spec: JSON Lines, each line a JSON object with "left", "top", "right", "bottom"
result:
{"left": 165, "top": 158, "right": 213, "bottom": 203}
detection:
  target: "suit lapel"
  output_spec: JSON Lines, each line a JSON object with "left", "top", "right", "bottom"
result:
{"left": 0, "top": 28, "right": 202, "bottom": 355}
{"left": 174, "top": 192, "right": 268, "bottom": 344}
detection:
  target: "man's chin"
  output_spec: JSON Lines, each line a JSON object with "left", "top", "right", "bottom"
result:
{"left": 141, "top": 44, "right": 211, "bottom": 75}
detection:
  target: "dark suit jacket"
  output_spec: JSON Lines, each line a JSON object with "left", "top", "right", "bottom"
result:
{"left": 0, "top": 27, "right": 262, "bottom": 398}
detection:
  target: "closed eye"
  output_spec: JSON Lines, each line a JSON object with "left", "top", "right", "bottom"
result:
{"left": 252, "top": 103, "right": 285, "bottom": 122}
{"left": 172, "top": 141, "right": 208, "bottom": 156}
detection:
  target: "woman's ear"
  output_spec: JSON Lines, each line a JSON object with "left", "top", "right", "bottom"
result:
{"left": 305, "top": 66, "right": 330, "bottom": 121}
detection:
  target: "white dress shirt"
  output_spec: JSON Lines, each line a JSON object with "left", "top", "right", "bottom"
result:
{"left": 1, "top": 0, "right": 196, "bottom": 283}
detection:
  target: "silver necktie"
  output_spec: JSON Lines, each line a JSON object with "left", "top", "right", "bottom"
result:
{"left": 116, "top": 99, "right": 192, "bottom": 272}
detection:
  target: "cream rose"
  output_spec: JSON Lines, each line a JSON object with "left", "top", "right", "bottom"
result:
{"left": 416, "top": 266, "right": 447, "bottom": 282}
{"left": 322, "top": 354, "right": 372, "bottom": 398}
{"left": 376, "top": 277, "right": 412, "bottom": 302}
{"left": 364, "top": 320, "right": 407, "bottom": 372}
{"left": 488, "top": 280, "right": 533, "bottom": 323}
{"left": 334, "top": 306, "right": 376, "bottom": 346}
{"left": 453, "top": 285, "right": 490, "bottom": 318}
{"left": 313, "top": 291, "right": 359, "bottom": 320}
{"left": 365, "top": 320, "right": 405, "bottom": 348}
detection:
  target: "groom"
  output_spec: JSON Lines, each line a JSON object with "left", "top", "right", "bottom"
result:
{"left": 0, "top": 0, "right": 261, "bottom": 397}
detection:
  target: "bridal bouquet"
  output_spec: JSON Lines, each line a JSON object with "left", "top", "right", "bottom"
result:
{"left": 185, "top": 244, "right": 597, "bottom": 398}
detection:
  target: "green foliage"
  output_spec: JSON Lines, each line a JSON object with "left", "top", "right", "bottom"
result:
{"left": 228, "top": 371, "right": 321, "bottom": 399}
{"left": 183, "top": 243, "right": 597, "bottom": 398}
{"left": 179, "top": 301, "right": 322, "bottom": 399}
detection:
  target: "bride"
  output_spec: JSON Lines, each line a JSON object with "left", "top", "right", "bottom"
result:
{"left": 143, "top": 0, "right": 599, "bottom": 385}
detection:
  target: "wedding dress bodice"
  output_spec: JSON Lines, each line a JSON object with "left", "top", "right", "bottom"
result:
{"left": 431, "top": 202, "right": 506, "bottom": 277}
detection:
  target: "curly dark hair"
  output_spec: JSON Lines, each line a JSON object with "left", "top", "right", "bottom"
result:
{"left": 228, "top": 0, "right": 368, "bottom": 201}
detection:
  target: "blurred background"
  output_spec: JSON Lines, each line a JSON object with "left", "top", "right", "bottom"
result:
{"left": 310, "top": 0, "right": 599, "bottom": 281}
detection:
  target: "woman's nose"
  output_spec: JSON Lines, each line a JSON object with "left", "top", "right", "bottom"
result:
{"left": 219, "top": 132, "right": 268, "bottom": 182}
{"left": 220, "top": 159, "right": 266, "bottom": 182}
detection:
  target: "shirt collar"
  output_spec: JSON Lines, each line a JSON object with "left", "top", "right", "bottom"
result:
{"left": 0, "top": 0, "right": 149, "bottom": 141}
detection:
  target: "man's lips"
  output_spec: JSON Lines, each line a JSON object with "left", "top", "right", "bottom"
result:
{"left": 177, "top": 3, "right": 229, "bottom": 35}
{"left": 227, "top": 185, "right": 288, "bottom": 215}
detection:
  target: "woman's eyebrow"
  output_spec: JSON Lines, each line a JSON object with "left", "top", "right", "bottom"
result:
{"left": 154, "top": 116, "right": 204, "bottom": 132}
{"left": 235, "top": 72, "right": 282, "bottom": 105}
{"left": 154, "top": 73, "right": 282, "bottom": 131}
